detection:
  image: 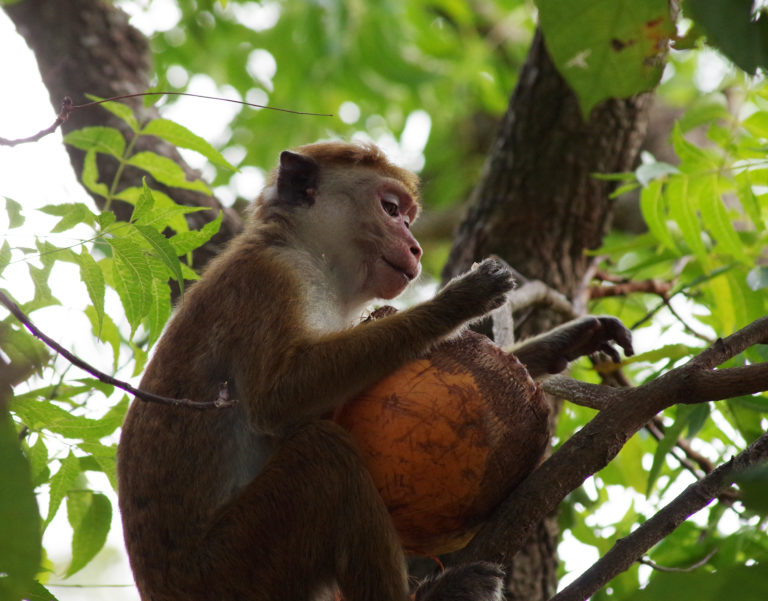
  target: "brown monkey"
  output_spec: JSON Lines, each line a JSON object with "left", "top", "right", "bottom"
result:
{"left": 117, "top": 141, "right": 515, "bottom": 601}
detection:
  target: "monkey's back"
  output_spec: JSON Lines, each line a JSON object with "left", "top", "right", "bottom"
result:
{"left": 116, "top": 232, "right": 294, "bottom": 597}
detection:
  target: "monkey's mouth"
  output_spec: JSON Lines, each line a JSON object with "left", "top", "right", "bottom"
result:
{"left": 382, "top": 257, "right": 417, "bottom": 282}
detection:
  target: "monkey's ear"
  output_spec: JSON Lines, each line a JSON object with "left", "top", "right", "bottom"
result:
{"left": 277, "top": 151, "right": 319, "bottom": 206}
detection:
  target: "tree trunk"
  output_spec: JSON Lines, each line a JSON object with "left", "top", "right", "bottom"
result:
{"left": 441, "top": 31, "right": 652, "bottom": 600}
{"left": 4, "top": 0, "right": 242, "bottom": 269}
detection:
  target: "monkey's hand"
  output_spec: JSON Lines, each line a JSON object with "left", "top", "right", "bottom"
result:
{"left": 414, "top": 562, "right": 504, "bottom": 601}
{"left": 513, "top": 315, "right": 634, "bottom": 378}
{"left": 435, "top": 258, "right": 516, "bottom": 323}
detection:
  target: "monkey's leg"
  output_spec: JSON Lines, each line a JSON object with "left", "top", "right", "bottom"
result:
{"left": 203, "top": 420, "right": 409, "bottom": 601}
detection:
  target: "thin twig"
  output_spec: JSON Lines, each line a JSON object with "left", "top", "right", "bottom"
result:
{"left": 0, "top": 290, "right": 235, "bottom": 410}
{"left": 0, "top": 91, "right": 332, "bottom": 147}
{"left": 0, "top": 96, "right": 74, "bottom": 146}
{"left": 638, "top": 548, "right": 718, "bottom": 573}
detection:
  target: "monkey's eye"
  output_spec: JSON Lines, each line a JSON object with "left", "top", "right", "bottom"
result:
{"left": 381, "top": 193, "right": 400, "bottom": 218}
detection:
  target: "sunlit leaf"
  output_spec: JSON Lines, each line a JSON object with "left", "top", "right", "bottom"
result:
{"left": 666, "top": 176, "right": 709, "bottom": 265}
{"left": 698, "top": 175, "right": 748, "bottom": 263}
{"left": 44, "top": 452, "right": 80, "bottom": 527}
{"left": 126, "top": 152, "right": 210, "bottom": 193}
{"left": 5, "top": 197, "right": 25, "bottom": 228}
{"left": 143, "top": 278, "right": 170, "bottom": 348}
{"left": 168, "top": 211, "right": 223, "bottom": 257}
{"left": 536, "top": 0, "right": 672, "bottom": 115}
{"left": 84, "top": 305, "right": 121, "bottom": 371}
{"left": 142, "top": 118, "right": 237, "bottom": 171}
{"left": 639, "top": 179, "right": 678, "bottom": 253}
{"left": 74, "top": 248, "right": 105, "bottom": 334}
{"left": 108, "top": 235, "right": 154, "bottom": 336}
{"left": 66, "top": 491, "right": 111, "bottom": 577}
{"left": 63, "top": 126, "right": 126, "bottom": 158}
{"left": 81, "top": 149, "right": 109, "bottom": 199}
{"left": 86, "top": 94, "right": 139, "bottom": 131}
{"left": 39, "top": 203, "right": 96, "bottom": 233}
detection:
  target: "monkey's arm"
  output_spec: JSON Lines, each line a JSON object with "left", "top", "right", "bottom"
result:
{"left": 511, "top": 316, "right": 634, "bottom": 379}
{"left": 243, "top": 259, "right": 514, "bottom": 434}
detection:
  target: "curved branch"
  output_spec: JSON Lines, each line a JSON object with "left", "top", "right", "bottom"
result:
{"left": 452, "top": 316, "right": 768, "bottom": 565}
{"left": 0, "top": 290, "right": 235, "bottom": 410}
{"left": 550, "top": 432, "right": 768, "bottom": 601}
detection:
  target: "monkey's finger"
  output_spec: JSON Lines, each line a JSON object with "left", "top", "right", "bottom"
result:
{"left": 599, "top": 342, "right": 622, "bottom": 363}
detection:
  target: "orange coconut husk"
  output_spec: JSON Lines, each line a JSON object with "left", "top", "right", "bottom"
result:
{"left": 335, "top": 313, "right": 550, "bottom": 555}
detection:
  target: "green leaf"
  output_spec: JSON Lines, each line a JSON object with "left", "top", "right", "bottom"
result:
{"left": 639, "top": 179, "right": 678, "bottom": 253}
{"left": 735, "top": 172, "right": 766, "bottom": 231}
{"left": 78, "top": 441, "right": 120, "bottom": 492}
{"left": 698, "top": 175, "right": 749, "bottom": 263}
{"left": 66, "top": 491, "right": 112, "bottom": 577}
{"left": 135, "top": 225, "right": 185, "bottom": 286}
{"left": 39, "top": 203, "right": 96, "bottom": 233}
{"left": 116, "top": 186, "right": 207, "bottom": 233}
{"left": 141, "top": 118, "right": 237, "bottom": 171}
{"left": 126, "top": 151, "right": 211, "bottom": 193}
{"left": 74, "top": 249, "right": 106, "bottom": 335}
{"left": 672, "top": 123, "right": 718, "bottom": 173}
{"left": 131, "top": 178, "right": 156, "bottom": 224}
{"left": 84, "top": 305, "right": 121, "bottom": 371}
{"left": 0, "top": 241, "right": 11, "bottom": 275}
{"left": 742, "top": 110, "right": 768, "bottom": 140}
{"left": 5, "top": 197, "right": 25, "bottom": 228}
{"left": 12, "top": 394, "right": 123, "bottom": 442}
{"left": 536, "top": 0, "right": 672, "bottom": 115}
{"left": 667, "top": 176, "right": 709, "bottom": 265}
{"left": 688, "top": 0, "right": 768, "bottom": 75}
{"left": 96, "top": 210, "right": 117, "bottom": 231}
{"left": 108, "top": 235, "right": 154, "bottom": 337}
{"left": 147, "top": 278, "right": 172, "bottom": 348}
{"left": 81, "top": 149, "right": 110, "bottom": 199}
{"left": 646, "top": 405, "right": 695, "bottom": 494}
{"left": 45, "top": 452, "right": 80, "bottom": 527}
{"left": 26, "top": 435, "right": 50, "bottom": 488}
{"left": 168, "top": 211, "right": 223, "bottom": 256}
{"left": 63, "top": 126, "right": 126, "bottom": 158}
{"left": 0, "top": 408, "right": 41, "bottom": 601}
{"left": 86, "top": 94, "right": 139, "bottom": 131}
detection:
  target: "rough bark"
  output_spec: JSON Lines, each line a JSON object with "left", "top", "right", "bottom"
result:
{"left": 440, "top": 31, "right": 653, "bottom": 599}
{"left": 4, "top": 0, "right": 242, "bottom": 269}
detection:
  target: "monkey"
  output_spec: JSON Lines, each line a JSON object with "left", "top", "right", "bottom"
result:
{"left": 116, "top": 141, "right": 633, "bottom": 601}
{"left": 117, "top": 141, "right": 517, "bottom": 601}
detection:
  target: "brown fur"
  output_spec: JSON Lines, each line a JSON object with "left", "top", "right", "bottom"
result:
{"left": 117, "top": 141, "right": 514, "bottom": 601}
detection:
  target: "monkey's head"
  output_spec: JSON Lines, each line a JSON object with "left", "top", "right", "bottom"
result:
{"left": 255, "top": 141, "right": 423, "bottom": 303}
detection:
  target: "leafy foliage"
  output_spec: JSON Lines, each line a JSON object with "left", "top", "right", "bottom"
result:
{"left": 2, "top": 1, "right": 768, "bottom": 599}
{"left": 1, "top": 101, "right": 225, "bottom": 599}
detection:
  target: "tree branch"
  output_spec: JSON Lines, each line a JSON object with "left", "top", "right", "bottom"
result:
{"left": 0, "top": 290, "right": 235, "bottom": 410}
{"left": 452, "top": 316, "right": 768, "bottom": 566}
{"left": 550, "top": 432, "right": 768, "bottom": 601}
